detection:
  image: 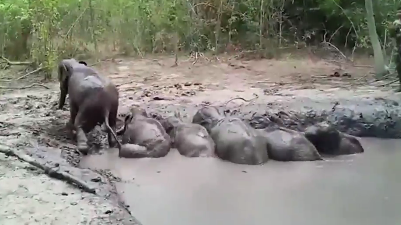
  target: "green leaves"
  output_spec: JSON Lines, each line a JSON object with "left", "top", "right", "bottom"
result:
{"left": 0, "top": 0, "right": 399, "bottom": 73}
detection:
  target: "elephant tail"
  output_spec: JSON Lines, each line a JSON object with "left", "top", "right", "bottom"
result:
{"left": 104, "top": 110, "right": 123, "bottom": 150}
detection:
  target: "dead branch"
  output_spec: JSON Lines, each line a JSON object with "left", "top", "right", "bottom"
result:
{"left": 322, "top": 40, "right": 349, "bottom": 62}
{"left": 328, "top": 25, "right": 344, "bottom": 43}
{"left": 222, "top": 94, "right": 259, "bottom": 107}
{"left": 187, "top": 51, "right": 210, "bottom": 65}
{"left": 0, "top": 83, "right": 50, "bottom": 90}
{"left": 16, "top": 67, "right": 44, "bottom": 80}
{"left": 89, "top": 61, "right": 102, "bottom": 67}
{"left": 352, "top": 64, "right": 373, "bottom": 68}
{"left": 0, "top": 56, "right": 33, "bottom": 66}
{"left": 331, "top": 101, "right": 339, "bottom": 112}
{"left": 192, "top": 52, "right": 199, "bottom": 65}
{"left": 65, "top": 7, "right": 88, "bottom": 38}
{"left": 330, "top": 0, "right": 358, "bottom": 54}
{"left": 361, "top": 72, "right": 395, "bottom": 84}
{"left": 379, "top": 79, "right": 398, "bottom": 86}
{"left": 0, "top": 144, "right": 96, "bottom": 194}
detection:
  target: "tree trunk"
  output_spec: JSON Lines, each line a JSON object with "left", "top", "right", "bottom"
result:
{"left": 365, "top": 0, "right": 386, "bottom": 78}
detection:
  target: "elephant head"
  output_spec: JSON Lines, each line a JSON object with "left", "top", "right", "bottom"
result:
{"left": 57, "top": 59, "right": 88, "bottom": 109}
{"left": 160, "top": 111, "right": 184, "bottom": 135}
{"left": 192, "top": 106, "right": 224, "bottom": 133}
{"left": 116, "top": 106, "right": 149, "bottom": 135}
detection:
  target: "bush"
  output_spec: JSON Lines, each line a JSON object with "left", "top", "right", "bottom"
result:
{"left": 0, "top": 0, "right": 400, "bottom": 78}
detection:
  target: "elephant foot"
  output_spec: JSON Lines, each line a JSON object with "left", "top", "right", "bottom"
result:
{"left": 77, "top": 141, "right": 89, "bottom": 155}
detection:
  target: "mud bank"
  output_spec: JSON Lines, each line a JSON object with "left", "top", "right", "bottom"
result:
{"left": 0, "top": 145, "right": 139, "bottom": 225}
{"left": 0, "top": 89, "right": 141, "bottom": 224}
{"left": 1, "top": 87, "right": 400, "bottom": 224}
{"left": 139, "top": 95, "right": 401, "bottom": 139}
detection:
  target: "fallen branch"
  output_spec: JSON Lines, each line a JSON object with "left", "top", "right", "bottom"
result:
{"left": 0, "top": 83, "right": 50, "bottom": 90}
{"left": 0, "top": 144, "right": 96, "bottom": 194}
{"left": 331, "top": 101, "right": 339, "bottom": 112}
{"left": 379, "top": 79, "right": 398, "bottom": 86}
{"left": 322, "top": 41, "right": 349, "bottom": 62}
{"left": 361, "top": 72, "right": 395, "bottom": 84}
{"left": 187, "top": 51, "right": 210, "bottom": 65}
{"left": 0, "top": 56, "right": 33, "bottom": 66}
{"left": 222, "top": 94, "right": 259, "bottom": 107}
{"left": 16, "top": 67, "right": 44, "bottom": 81}
{"left": 352, "top": 64, "right": 373, "bottom": 68}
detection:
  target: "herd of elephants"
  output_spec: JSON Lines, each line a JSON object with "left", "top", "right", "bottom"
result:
{"left": 57, "top": 58, "right": 364, "bottom": 165}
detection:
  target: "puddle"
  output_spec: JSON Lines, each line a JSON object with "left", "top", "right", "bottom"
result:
{"left": 80, "top": 139, "right": 401, "bottom": 225}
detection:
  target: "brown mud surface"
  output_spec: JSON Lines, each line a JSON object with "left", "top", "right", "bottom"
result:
{"left": 0, "top": 54, "right": 400, "bottom": 224}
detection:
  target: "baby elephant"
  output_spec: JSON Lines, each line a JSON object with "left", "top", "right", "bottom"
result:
{"left": 57, "top": 58, "right": 120, "bottom": 154}
{"left": 259, "top": 126, "right": 323, "bottom": 161}
{"left": 161, "top": 113, "right": 215, "bottom": 157}
{"left": 116, "top": 107, "right": 171, "bottom": 158}
{"left": 192, "top": 106, "right": 268, "bottom": 165}
{"left": 304, "top": 122, "right": 365, "bottom": 155}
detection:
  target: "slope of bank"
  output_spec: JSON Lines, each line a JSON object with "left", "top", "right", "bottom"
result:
{"left": 1, "top": 81, "right": 400, "bottom": 225}
{"left": 137, "top": 88, "right": 401, "bottom": 138}
{"left": 0, "top": 151, "right": 138, "bottom": 225}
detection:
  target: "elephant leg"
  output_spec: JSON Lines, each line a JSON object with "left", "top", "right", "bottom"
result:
{"left": 107, "top": 107, "right": 118, "bottom": 148}
{"left": 74, "top": 109, "right": 89, "bottom": 153}
{"left": 67, "top": 102, "right": 77, "bottom": 132}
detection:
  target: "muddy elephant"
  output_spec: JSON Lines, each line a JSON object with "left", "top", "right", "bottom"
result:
{"left": 304, "top": 122, "right": 364, "bottom": 155}
{"left": 58, "top": 58, "right": 120, "bottom": 154}
{"left": 116, "top": 107, "right": 171, "bottom": 158}
{"left": 161, "top": 113, "right": 215, "bottom": 157}
{"left": 259, "top": 126, "right": 323, "bottom": 161}
{"left": 192, "top": 106, "right": 268, "bottom": 165}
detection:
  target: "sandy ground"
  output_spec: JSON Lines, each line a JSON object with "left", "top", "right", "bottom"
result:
{"left": 0, "top": 153, "right": 127, "bottom": 225}
{"left": 0, "top": 53, "right": 399, "bottom": 224}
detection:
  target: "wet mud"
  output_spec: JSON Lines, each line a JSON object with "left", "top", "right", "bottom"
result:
{"left": 141, "top": 95, "right": 401, "bottom": 138}
{"left": 0, "top": 89, "right": 140, "bottom": 224}
{"left": 80, "top": 138, "right": 401, "bottom": 225}
{"left": 1, "top": 56, "right": 401, "bottom": 224}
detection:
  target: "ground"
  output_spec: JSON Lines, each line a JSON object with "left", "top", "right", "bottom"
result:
{"left": 0, "top": 52, "right": 399, "bottom": 224}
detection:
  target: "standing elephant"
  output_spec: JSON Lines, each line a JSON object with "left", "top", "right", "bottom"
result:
{"left": 161, "top": 113, "right": 215, "bottom": 157}
{"left": 58, "top": 58, "right": 120, "bottom": 154}
{"left": 304, "top": 122, "right": 364, "bottom": 155}
{"left": 192, "top": 106, "right": 268, "bottom": 165}
{"left": 116, "top": 107, "right": 171, "bottom": 158}
{"left": 259, "top": 126, "right": 323, "bottom": 161}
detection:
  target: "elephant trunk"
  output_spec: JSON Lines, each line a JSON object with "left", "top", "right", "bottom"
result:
{"left": 58, "top": 88, "right": 67, "bottom": 110}
{"left": 104, "top": 110, "right": 122, "bottom": 150}
{"left": 58, "top": 61, "right": 71, "bottom": 109}
{"left": 116, "top": 114, "right": 132, "bottom": 135}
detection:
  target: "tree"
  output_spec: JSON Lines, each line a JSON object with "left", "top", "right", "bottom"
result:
{"left": 365, "top": 0, "right": 387, "bottom": 78}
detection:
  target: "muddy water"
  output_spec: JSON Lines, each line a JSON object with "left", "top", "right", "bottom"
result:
{"left": 80, "top": 138, "right": 401, "bottom": 225}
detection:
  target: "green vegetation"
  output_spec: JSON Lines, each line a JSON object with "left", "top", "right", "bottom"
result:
{"left": 0, "top": 0, "right": 400, "bottom": 78}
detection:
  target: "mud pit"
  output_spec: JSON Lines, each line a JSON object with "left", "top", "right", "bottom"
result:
{"left": 80, "top": 138, "right": 401, "bottom": 225}
{"left": 1, "top": 55, "right": 401, "bottom": 224}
